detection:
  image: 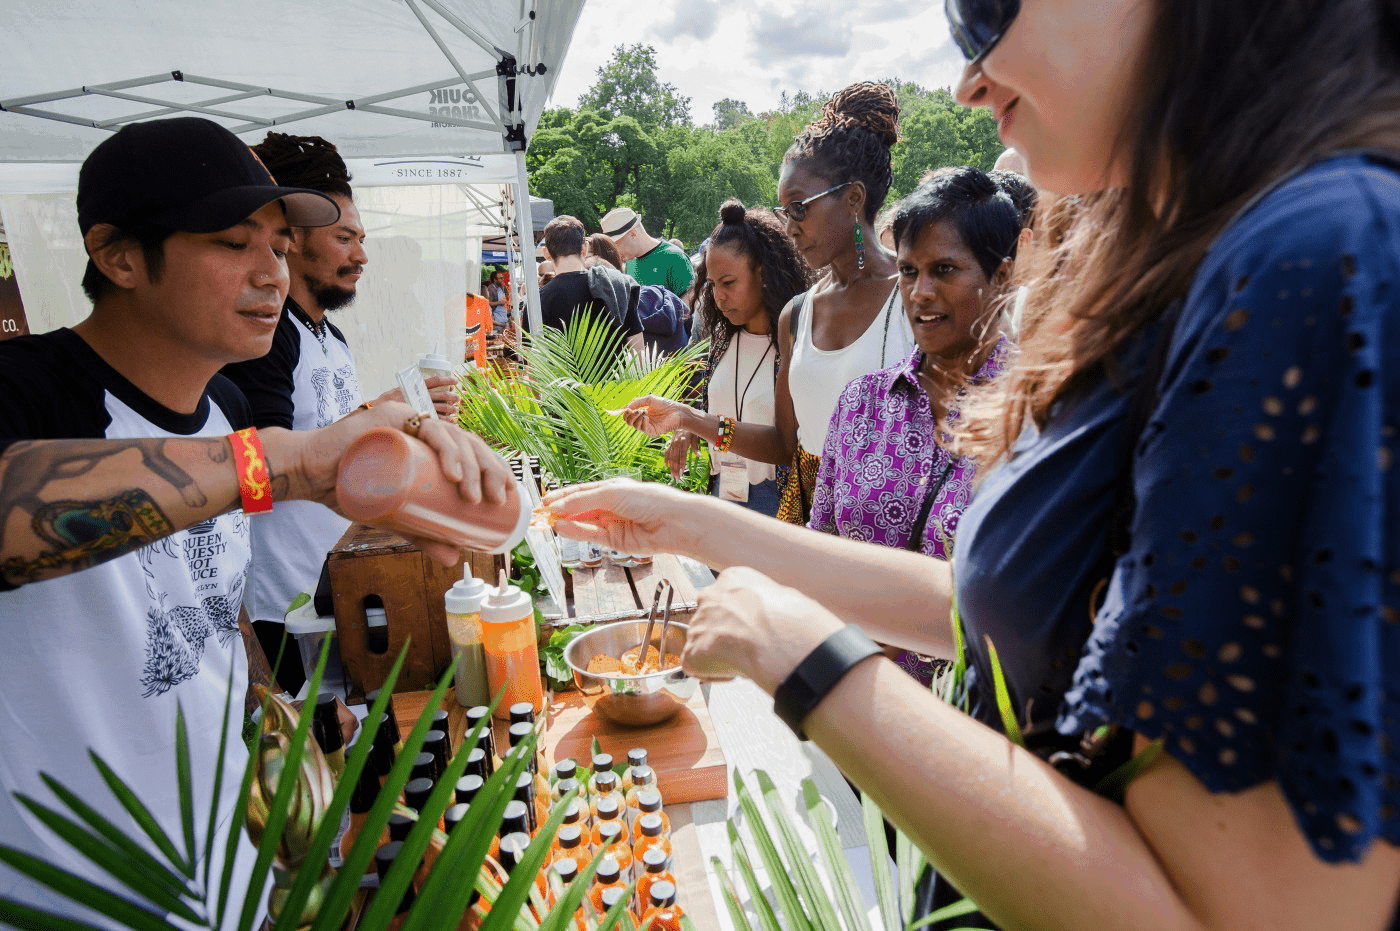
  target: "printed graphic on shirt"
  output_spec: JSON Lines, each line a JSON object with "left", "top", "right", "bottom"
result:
{"left": 311, "top": 363, "right": 360, "bottom": 428}
{"left": 136, "top": 512, "right": 248, "bottom": 698}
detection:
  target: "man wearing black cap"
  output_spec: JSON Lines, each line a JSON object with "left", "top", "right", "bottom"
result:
{"left": 0, "top": 117, "right": 512, "bottom": 925}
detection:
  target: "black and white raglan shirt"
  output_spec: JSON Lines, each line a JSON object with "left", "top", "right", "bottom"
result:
{"left": 221, "top": 298, "right": 363, "bottom": 623}
{"left": 0, "top": 328, "right": 258, "bottom": 924}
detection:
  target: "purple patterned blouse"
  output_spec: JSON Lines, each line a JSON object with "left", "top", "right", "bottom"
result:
{"left": 810, "top": 338, "right": 1010, "bottom": 684}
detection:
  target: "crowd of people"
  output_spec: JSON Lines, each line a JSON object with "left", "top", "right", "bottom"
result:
{"left": 1, "top": 0, "right": 1398, "bottom": 928}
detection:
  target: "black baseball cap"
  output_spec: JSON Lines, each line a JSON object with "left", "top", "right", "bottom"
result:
{"left": 77, "top": 117, "right": 341, "bottom": 235}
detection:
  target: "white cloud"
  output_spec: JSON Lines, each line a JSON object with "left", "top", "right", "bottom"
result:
{"left": 750, "top": 6, "right": 852, "bottom": 60}
{"left": 656, "top": 0, "right": 724, "bottom": 41}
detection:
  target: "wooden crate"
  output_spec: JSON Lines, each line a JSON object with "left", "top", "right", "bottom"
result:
{"left": 327, "top": 524, "right": 496, "bottom": 696}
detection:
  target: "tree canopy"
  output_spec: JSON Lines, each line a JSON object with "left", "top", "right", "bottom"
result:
{"left": 527, "top": 46, "right": 1006, "bottom": 248}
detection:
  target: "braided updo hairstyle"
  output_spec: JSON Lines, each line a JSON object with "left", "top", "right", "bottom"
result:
{"left": 252, "top": 132, "right": 353, "bottom": 199}
{"left": 785, "top": 82, "right": 901, "bottom": 223}
{"left": 693, "top": 199, "right": 814, "bottom": 351}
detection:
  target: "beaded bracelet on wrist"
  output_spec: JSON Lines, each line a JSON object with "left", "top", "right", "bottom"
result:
{"left": 715, "top": 416, "right": 736, "bottom": 453}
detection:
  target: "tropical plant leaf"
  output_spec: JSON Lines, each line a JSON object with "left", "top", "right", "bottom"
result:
{"left": 862, "top": 792, "right": 900, "bottom": 931}
{"left": 1093, "top": 737, "right": 1165, "bottom": 803}
{"left": 173, "top": 704, "right": 197, "bottom": 872}
{"left": 86, "top": 752, "right": 191, "bottom": 878}
{"left": 712, "top": 857, "right": 758, "bottom": 931}
{"left": 802, "top": 779, "right": 870, "bottom": 931}
{"left": 982, "top": 636, "right": 1024, "bottom": 749}
{"left": 906, "top": 897, "right": 984, "bottom": 930}
{"left": 0, "top": 898, "right": 111, "bottom": 931}
{"left": 215, "top": 713, "right": 261, "bottom": 927}
{"left": 755, "top": 771, "right": 842, "bottom": 930}
{"left": 203, "top": 657, "right": 239, "bottom": 902}
{"left": 0, "top": 847, "right": 171, "bottom": 931}
{"left": 731, "top": 771, "right": 812, "bottom": 931}
{"left": 10, "top": 794, "right": 201, "bottom": 923}
{"left": 726, "top": 822, "right": 784, "bottom": 931}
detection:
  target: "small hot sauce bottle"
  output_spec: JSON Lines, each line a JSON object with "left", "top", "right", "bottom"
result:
{"left": 591, "top": 795, "right": 626, "bottom": 848}
{"left": 589, "top": 770, "right": 624, "bottom": 822}
{"left": 632, "top": 814, "right": 672, "bottom": 878}
{"left": 498, "top": 831, "right": 546, "bottom": 916}
{"left": 487, "top": 799, "right": 531, "bottom": 863}
{"left": 515, "top": 771, "right": 549, "bottom": 834}
{"left": 558, "top": 797, "right": 589, "bottom": 834}
{"left": 587, "top": 855, "right": 627, "bottom": 917}
{"left": 549, "top": 856, "right": 589, "bottom": 929}
{"left": 629, "top": 789, "right": 669, "bottom": 844}
{"left": 455, "top": 774, "right": 484, "bottom": 805}
{"left": 598, "top": 886, "right": 637, "bottom": 930}
{"left": 373, "top": 841, "right": 418, "bottom": 930}
{"left": 551, "top": 822, "right": 586, "bottom": 865}
{"left": 640, "top": 879, "right": 684, "bottom": 931}
{"left": 587, "top": 753, "right": 615, "bottom": 795}
{"left": 594, "top": 819, "right": 633, "bottom": 877}
{"left": 621, "top": 747, "right": 648, "bottom": 792}
{"left": 635, "top": 845, "right": 677, "bottom": 920}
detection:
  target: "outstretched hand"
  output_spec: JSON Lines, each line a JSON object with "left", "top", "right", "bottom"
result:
{"left": 544, "top": 478, "right": 696, "bottom": 556}
{"left": 620, "top": 395, "right": 692, "bottom": 437}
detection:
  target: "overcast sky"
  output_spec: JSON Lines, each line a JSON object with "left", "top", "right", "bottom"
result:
{"left": 548, "top": 0, "right": 968, "bottom": 124}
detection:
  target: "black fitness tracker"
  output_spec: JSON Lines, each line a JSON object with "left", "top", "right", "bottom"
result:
{"left": 772, "top": 626, "right": 883, "bottom": 740}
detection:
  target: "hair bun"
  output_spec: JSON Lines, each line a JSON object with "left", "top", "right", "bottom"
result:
{"left": 719, "top": 199, "right": 747, "bottom": 225}
{"left": 824, "top": 82, "right": 901, "bottom": 149}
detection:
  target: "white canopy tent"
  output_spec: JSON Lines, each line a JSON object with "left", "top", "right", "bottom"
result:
{"left": 0, "top": 0, "right": 584, "bottom": 375}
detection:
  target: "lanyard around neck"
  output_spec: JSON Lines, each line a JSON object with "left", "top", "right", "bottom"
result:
{"left": 734, "top": 331, "right": 774, "bottom": 422}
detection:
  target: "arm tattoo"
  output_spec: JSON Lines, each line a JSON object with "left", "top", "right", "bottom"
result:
{"left": 0, "top": 437, "right": 233, "bottom": 587}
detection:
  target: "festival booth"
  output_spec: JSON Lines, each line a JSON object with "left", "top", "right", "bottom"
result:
{"left": 0, "top": 0, "right": 577, "bottom": 389}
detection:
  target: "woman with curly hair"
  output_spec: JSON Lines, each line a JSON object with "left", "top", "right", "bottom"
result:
{"left": 621, "top": 199, "right": 812, "bottom": 516}
{"left": 625, "top": 82, "right": 914, "bottom": 524}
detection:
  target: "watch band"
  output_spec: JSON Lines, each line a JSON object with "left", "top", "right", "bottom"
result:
{"left": 773, "top": 626, "right": 882, "bottom": 740}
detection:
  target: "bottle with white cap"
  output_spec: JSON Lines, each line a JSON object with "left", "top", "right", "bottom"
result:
{"left": 480, "top": 570, "right": 543, "bottom": 720}
{"left": 445, "top": 568, "right": 491, "bottom": 707}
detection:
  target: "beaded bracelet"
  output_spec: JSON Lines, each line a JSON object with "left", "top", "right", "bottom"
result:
{"left": 715, "top": 415, "right": 737, "bottom": 453}
{"left": 228, "top": 427, "right": 274, "bottom": 515}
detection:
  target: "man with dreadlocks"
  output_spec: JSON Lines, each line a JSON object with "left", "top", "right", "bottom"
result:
{"left": 221, "top": 133, "right": 457, "bottom": 681}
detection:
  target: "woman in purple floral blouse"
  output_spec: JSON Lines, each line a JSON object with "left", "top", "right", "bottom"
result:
{"left": 810, "top": 167, "right": 1022, "bottom": 685}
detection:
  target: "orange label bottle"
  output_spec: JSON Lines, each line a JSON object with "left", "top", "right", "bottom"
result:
{"left": 594, "top": 819, "right": 633, "bottom": 876}
{"left": 630, "top": 788, "right": 669, "bottom": 844}
{"left": 633, "top": 813, "right": 672, "bottom": 875}
{"left": 640, "top": 880, "right": 684, "bottom": 931}
{"left": 480, "top": 581, "right": 543, "bottom": 720}
{"left": 635, "top": 846, "right": 677, "bottom": 923}
{"left": 586, "top": 855, "right": 627, "bottom": 917}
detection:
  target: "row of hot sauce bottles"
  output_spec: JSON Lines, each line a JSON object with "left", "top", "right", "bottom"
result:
{"left": 310, "top": 695, "right": 685, "bottom": 930}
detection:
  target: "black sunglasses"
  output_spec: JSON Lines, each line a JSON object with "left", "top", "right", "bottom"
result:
{"left": 945, "top": 0, "right": 1020, "bottom": 62}
{"left": 774, "top": 182, "right": 852, "bottom": 224}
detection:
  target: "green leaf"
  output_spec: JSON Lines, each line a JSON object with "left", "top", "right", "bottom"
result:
{"left": 802, "top": 779, "right": 870, "bottom": 931}
{"left": 732, "top": 771, "right": 813, "bottom": 931}
{"left": 173, "top": 704, "right": 196, "bottom": 870}
{"left": 86, "top": 752, "right": 191, "bottom": 878}
{"left": 863, "top": 793, "right": 900, "bottom": 931}
{"left": 215, "top": 716, "right": 260, "bottom": 926}
{"left": 755, "top": 771, "right": 842, "bottom": 930}
{"left": 1093, "top": 738, "right": 1165, "bottom": 803}
{"left": 906, "top": 898, "right": 983, "bottom": 930}
{"left": 726, "top": 822, "right": 784, "bottom": 931}
{"left": 11, "top": 794, "right": 201, "bottom": 923}
{"left": 273, "top": 638, "right": 412, "bottom": 931}
{"left": 0, "top": 847, "right": 171, "bottom": 931}
{"left": 712, "top": 859, "right": 758, "bottom": 931}
{"left": 203, "top": 656, "right": 239, "bottom": 900}
{"left": 983, "top": 636, "right": 1024, "bottom": 749}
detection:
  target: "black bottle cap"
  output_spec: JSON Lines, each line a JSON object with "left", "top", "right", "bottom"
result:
{"left": 367, "top": 689, "right": 398, "bottom": 735}
{"left": 553, "top": 758, "right": 577, "bottom": 781}
{"left": 444, "top": 802, "right": 469, "bottom": 833}
{"left": 509, "top": 701, "right": 535, "bottom": 725}
{"left": 627, "top": 747, "right": 648, "bottom": 768}
{"left": 409, "top": 752, "right": 436, "bottom": 784}
{"left": 631, "top": 764, "right": 655, "bottom": 788}
{"left": 554, "top": 857, "right": 579, "bottom": 884}
{"left": 422, "top": 730, "right": 449, "bottom": 774}
{"left": 466, "top": 706, "right": 493, "bottom": 754}
{"left": 513, "top": 772, "right": 538, "bottom": 831}
{"left": 498, "top": 832, "right": 532, "bottom": 872}
{"left": 311, "top": 693, "right": 343, "bottom": 755}
{"left": 639, "top": 813, "right": 663, "bottom": 837}
{"left": 593, "top": 770, "right": 618, "bottom": 793}
{"left": 594, "top": 855, "right": 620, "bottom": 884}
{"left": 349, "top": 759, "right": 380, "bottom": 815}
{"left": 600, "top": 886, "right": 628, "bottom": 910}
{"left": 500, "top": 800, "right": 529, "bottom": 837}
{"left": 373, "top": 842, "right": 416, "bottom": 913}
{"left": 557, "top": 823, "right": 582, "bottom": 849}
{"left": 595, "top": 796, "right": 620, "bottom": 821}
{"left": 636, "top": 787, "right": 662, "bottom": 813}
{"left": 508, "top": 720, "right": 532, "bottom": 746}
{"left": 475, "top": 729, "right": 496, "bottom": 776}
{"left": 387, "top": 812, "right": 415, "bottom": 842}
{"left": 455, "top": 774, "right": 484, "bottom": 805}
{"left": 369, "top": 716, "right": 396, "bottom": 777}
{"left": 642, "top": 845, "right": 669, "bottom": 872}
{"left": 591, "top": 752, "right": 613, "bottom": 773}
{"left": 648, "top": 880, "right": 676, "bottom": 908}
{"left": 596, "top": 820, "right": 623, "bottom": 847}
{"left": 430, "top": 709, "right": 450, "bottom": 732}
{"left": 560, "top": 796, "right": 583, "bottom": 825}
{"left": 403, "top": 777, "right": 434, "bottom": 813}
{"left": 465, "top": 747, "right": 488, "bottom": 779}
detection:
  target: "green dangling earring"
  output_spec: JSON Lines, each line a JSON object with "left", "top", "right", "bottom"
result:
{"left": 853, "top": 220, "right": 865, "bottom": 271}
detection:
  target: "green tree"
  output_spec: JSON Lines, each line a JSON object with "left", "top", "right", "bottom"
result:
{"left": 578, "top": 44, "right": 690, "bottom": 134}
{"left": 711, "top": 97, "right": 755, "bottom": 130}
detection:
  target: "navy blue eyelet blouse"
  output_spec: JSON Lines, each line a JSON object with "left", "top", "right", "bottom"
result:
{"left": 953, "top": 154, "right": 1400, "bottom": 864}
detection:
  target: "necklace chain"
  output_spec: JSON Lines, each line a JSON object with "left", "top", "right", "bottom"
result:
{"left": 300, "top": 315, "right": 329, "bottom": 354}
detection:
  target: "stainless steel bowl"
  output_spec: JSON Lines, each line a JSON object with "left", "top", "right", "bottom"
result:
{"left": 564, "top": 620, "right": 696, "bottom": 727}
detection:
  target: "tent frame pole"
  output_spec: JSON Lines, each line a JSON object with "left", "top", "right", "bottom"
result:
{"left": 512, "top": 150, "right": 541, "bottom": 334}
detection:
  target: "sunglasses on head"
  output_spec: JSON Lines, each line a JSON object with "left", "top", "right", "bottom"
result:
{"left": 945, "top": 0, "right": 1020, "bottom": 62}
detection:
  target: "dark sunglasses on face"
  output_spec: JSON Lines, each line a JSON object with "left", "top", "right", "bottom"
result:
{"left": 774, "top": 181, "right": 852, "bottom": 224}
{"left": 945, "top": 0, "right": 1020, "bottom": 62}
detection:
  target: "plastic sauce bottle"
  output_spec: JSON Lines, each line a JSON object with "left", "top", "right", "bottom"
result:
{"left": 635, "top": 846, "right": 676, "bottom": 919}
{"left": 589, "top": 770, "right": 624, "bottom": 822}
{"left": 591, "top": 795, "right": 626, "bottom": 849}
{"left": 455, "top": 774, "right": 484, "bottom": 805}
{"left": 336, "top": 427, "right": 531, "bottom": 554}
{"left": 587, "top": 856, "right": 627, "bottom": 918}
{"left": 588, "top": 755, "right": 616, "bottom": 796}
{"left": 558, "top": 797, "right": 588, "bottom": 834}
{"left": 594, "top": 819, "right": 633, "bottom": 876}
{"left": 632, "top": 813, "right": 672, "bottom": 875}
{"left": 630, "top": 789, "right": 670, "bottom": 844}
{"left": 508, "top": 721, "right": 552, "bottom": 800}
{"left": 465, "top": 705, "right": 496, "bottom": 769}
{"left": 310, "top": 693, "right": 346, "bottom": 779}
{"left": 446, "top": 573, "right": 491, "bottom": 707}
{"left": 514, "top": 771, "right": 548, "bottom": 835}
{"left": 488, "top": 800, "right": 531, "bottom": 864}
{"left": 498, "top": 832, "right": 547, "bottom": 913}
{"left": 340, "top": 758, "right": 385, "bottom": 873}
{"left": 598, "top": 886, "right": 637, "bottom": 930}
{"left": 480, "top": 579, "right": 543, "bottom": 720}
{"left": 624, "top": 766, "right": 658, "bottom": 826}
{"left": 551, "top": 822, "right": 586, "bottom": 865}
{"left": 639, "top": 879, "right": 684, "bottom": 931}
{"left": 422, "top": 730, "right": 450, "bottom": 782}
{"left": 622, "top": 747, "right": 648, "bottom": 791}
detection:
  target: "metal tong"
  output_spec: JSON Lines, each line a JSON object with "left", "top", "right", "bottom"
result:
{"left": 638, "top": 579, "right": 676, "bottom": 664}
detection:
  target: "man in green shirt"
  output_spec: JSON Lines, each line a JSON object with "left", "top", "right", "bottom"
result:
{"left": 600, "top": 206, "right": 696, "bottom": 298}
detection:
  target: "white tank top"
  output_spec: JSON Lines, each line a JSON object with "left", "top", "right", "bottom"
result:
{"left": 788, "top": 283, "right": 914, "bottom": 453}
{"left": 707, "top": 330, "right": 778, "bottom": 485}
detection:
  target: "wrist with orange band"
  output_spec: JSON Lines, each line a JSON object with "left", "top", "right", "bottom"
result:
{"left": 228, "top": 427, "right": 274, "bottom": 515}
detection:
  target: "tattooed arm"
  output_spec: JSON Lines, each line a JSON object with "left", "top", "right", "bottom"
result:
{"left": 0, "top": 401, "right": 516, "bottom": 587}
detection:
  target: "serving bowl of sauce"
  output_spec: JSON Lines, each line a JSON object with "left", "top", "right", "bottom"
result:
{"left": 563, "top": 620, "right": 696, "bottom": 727}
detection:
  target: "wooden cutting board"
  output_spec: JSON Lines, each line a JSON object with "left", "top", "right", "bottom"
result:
{"left": 388, "top": 687, "right": 727, "bottom": 805}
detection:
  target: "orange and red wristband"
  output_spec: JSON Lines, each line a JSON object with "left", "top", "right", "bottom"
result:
{"left": 229, "top": 427, "right": 274, "bottom": 515}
